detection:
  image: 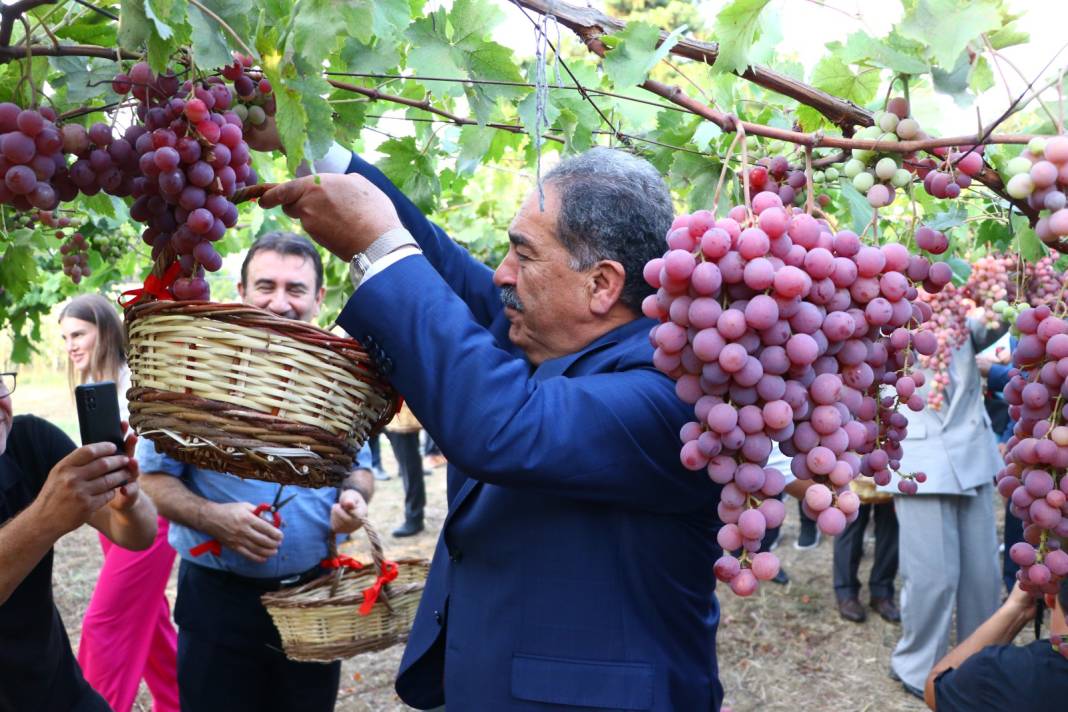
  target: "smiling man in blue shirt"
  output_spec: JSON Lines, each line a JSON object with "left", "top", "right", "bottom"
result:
{"left": 138, "top": 232, "right": 375, "bottom": 712}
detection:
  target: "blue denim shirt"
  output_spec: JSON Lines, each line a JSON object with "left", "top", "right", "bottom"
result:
{"left": 136, "top": 437, "right": 371, "bottom": 579}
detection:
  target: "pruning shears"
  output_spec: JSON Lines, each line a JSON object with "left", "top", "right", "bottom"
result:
{"left": 189, "top": 485, "right": 297, "bottom": 558}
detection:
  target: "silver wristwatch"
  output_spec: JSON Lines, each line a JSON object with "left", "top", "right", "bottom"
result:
{"left": 349, "top": 228, "right": 419, "bottom": 287}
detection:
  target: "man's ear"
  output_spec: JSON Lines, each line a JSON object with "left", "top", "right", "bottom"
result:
{"left": 588, "top": 259, "right": 626, "bottom": 316}
{"left": 236, "top": 281, "right": 246, "bottom": 300}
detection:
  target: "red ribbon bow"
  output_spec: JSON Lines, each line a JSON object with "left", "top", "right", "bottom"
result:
{"left": 358, "top": 560, "right": 399, "bottom": 616}
{"left": 319, "top": 554, "right": 365, "bottom": 570}
{"left": 118, "top": 261, "right": 182, "bottom": 308}
{"left": 189, "top": 503, "right": 282, "bottom": 558}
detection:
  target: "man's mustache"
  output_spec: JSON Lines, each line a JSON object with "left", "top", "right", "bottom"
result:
{"left": 500, "top": 286, "right": 524, "bottom": 312}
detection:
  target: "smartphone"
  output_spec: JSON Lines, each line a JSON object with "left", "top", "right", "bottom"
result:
{"left": 74, "top": 381, "right": 127, "bottom": 454}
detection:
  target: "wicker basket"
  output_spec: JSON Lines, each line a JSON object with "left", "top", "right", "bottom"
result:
{"left": 125, "top": 299, "right": 398, "bottom": 488}
{"left": 261, "top": 515, "right": 429, "bottom": 662}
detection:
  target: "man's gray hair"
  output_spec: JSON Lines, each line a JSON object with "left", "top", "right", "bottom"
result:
{"left": 543, "top": 147, "right": 674, "bottom": 312}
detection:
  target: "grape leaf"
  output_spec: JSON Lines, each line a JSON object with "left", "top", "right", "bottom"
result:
{"left": 975, "top": 219, "right": 1011, "bottom": 250}
{"left": 603, "top": 21, "right": 683, "bottom": 88}
{"left": 144, "top": 0, "right": 179, "bottom": 40}
{"left": 48, "top": 57, "right": 115, "bottom": 104}
{"left": 947, "top": 257, "right": 972, "bottom": 285}
{"left": 376, "top": 137, "right": 441, "bottom": 212}
{"left": 188, "top": 5, "right": 232, "bottom": 70}
{"left": 969, "top": 56, "right": 994, "bottom": 95}
{"left": 406, "top": 11, "right": 465, "bottom": 97}
{"left": 692, "top": 121, "right": 723, "bottom": 152}
{"left": 1016, "top": 223, "right": 1047, "bottom": 263}
{"left": 449, "top": 0, "right": 505, "bottom": 49}
{"left": 294, "top": 75, "right": 335, "bottom": 161}
{"left": 517, "top": 89, "right": 561, "bottom": 146}
{"left": 118, "top": 0, "right": 152, "bottom": 49}
{"left": 838, "top": 177, "right": 874, "bottom": 235}
{"left": 988, "top": 25, "right": 1029, "bottom": 51}
{"left": 837, "top": 32, "right": 929, "bottom": 75}
{"left": 457, "top": 125, "right": 497, "bottom": 175}
{"left": 809, "top": 55, "right": 880, "bottom": 108}
{"left": 795, "top": 104, "right": 828, "bottom": 132}
{"left": 931, "top": 51, "right": 972, "bottom": 106}
{"left": 898, "top": 0, "right": 1000, "bottom": 70}
{"left": 710, "top": 0, "right": 772, "bottom": 75}
{"left": 463, "top": 41, "right": 527, "bottom": 125}
{"left": 56, "top": 14, "right": 117, "bottom": 47}
{"left": 340, "top": 37, "right": 402, "bottom": 75}
{"left": 925, "top": 205, "right": 967, "bottom": 231}
{"left": 0, "top": 245, "right": 36, "bottom": 299}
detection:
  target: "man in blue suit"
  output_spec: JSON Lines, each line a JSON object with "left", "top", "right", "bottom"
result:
{"left": 260, "top": 145, "right": 725, "bottom": 710}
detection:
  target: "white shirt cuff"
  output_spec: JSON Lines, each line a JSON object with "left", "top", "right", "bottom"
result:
{"left": 313, "top": 142, "right": 352, "bottom": 174}
{"left": 357, "top": 246, "right": 422, "bottom": 289}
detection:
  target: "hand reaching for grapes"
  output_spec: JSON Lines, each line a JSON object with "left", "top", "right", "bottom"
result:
{"left": 259, "top": 174, "right": 403, "bottom": 260}
{"left": 244, "top": 114, "right": 282, "bottom": 153}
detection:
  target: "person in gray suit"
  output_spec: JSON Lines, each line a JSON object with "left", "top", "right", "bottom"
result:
{"left": 883, "top": 314, "right": 1005, "bottom": 698}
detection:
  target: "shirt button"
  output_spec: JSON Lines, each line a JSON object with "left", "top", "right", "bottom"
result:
{"left": 434, "top": 610, "right": 442, "bottom": 625}
{"left": 449, "top": 549, "right": 462, "bottom": 563}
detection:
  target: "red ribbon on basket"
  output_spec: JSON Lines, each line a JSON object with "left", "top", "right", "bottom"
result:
{"left": 118, "top": 261, "right": 182, "bottom": 308}
{"left": 188, "top": 539, "right": 222, "bottom": 557}
{"left": 358, "top": 560, "right": 399, "bottom": 616}
{"left": 320, "top": 554, "right": 365, "bottom": 571}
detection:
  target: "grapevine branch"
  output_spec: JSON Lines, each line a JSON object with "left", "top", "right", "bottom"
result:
{"left": 514, "top": 0, "right": 871, "bottom": 131}
{"left": 0, "top": 0, "right": 56, "bottom": 48}
{"left": 0, "top": 43, "right": 139, "bottom": 61}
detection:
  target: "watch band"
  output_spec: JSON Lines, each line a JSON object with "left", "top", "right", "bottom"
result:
{"left": 349, "top": 228, "right": 419, "bottom": 287}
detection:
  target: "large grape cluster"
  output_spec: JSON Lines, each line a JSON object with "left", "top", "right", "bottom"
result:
{"left": 1022, "top": 255, "right": 1068, "bottom": 307}
{"left": 0, "top": 103, "right": 76, "bottom": 212}
{"left": 996, "top": 307, "right": 1068, "bottom": 595}
{"left": 1003, "top": 136, "right": 1068, "bottom": 246}
{"left": 643, "top": 187, "right": 949, "bottom": 595}
{"left": 112, "top": 61, "right": 256, "bottom": 300}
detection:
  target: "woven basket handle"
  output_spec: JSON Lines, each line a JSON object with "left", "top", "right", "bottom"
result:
{"left": 324, "top": 512, "right": 391, "bottom": 599}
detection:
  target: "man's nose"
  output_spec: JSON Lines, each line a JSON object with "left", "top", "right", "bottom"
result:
{"left": 493, "top": 252, "right": 516, "bottom": 287}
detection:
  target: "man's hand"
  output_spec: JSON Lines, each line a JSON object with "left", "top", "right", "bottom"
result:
{"left": 202, "top": 501, "right": 284, "bottom": 563}
{"left": 108, "top": 423, "right": 142, "bottom": 512}
{"left": 244, "top": 114, "right": 283, "bottom": 153}
{"left": 331, "top": 488, "right": 368, "bottom": 535}
{"left": 1005, "top": 581, "right": 1038, "bottom": 621}
{"left": 33, "top": 442, "right": 135, "bottom": 538}
{"left": 259, "top": 174, "right": 403, "bottom": 261}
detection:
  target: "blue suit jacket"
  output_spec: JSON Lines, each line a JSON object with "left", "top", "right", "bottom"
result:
{"left": 337, "top": 154, "right": 724, "bottom": 711}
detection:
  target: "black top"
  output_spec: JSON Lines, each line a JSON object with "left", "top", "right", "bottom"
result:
{"left": 0, "top": 415, "right": 94, "bottom": 712}
{"left": 935, "top": 638, "right": 1068, "bottom": 711}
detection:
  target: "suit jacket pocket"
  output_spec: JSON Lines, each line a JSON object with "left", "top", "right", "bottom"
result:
{"left": 511, "top": 654, "right": 654, "bottom": 710}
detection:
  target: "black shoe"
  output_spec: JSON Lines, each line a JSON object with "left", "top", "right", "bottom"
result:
{"left": 837, "top": 597, "right": 867, "bottom": 623}
{"left": 794, "top": 519, "right": 821, "bottom": 550}
{"left": 871, "top": 597, "right": 901, "bottom": 623}
{"left": 392, "top": 520, "right": 424, "bottom": 537}
{"left": 771, "top": 567, "right": 790, "bottom": 585}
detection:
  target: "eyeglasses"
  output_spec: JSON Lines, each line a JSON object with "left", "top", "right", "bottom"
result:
{"left": 0, "top": 372, "right": 16, "bottom": 398}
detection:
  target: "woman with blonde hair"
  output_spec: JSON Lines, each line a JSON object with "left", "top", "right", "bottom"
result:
{"left": 60, "top": 294, "right": 179, "bottom": 712}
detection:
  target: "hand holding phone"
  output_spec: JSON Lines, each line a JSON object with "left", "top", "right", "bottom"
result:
{"left": 75, "top": 381, "right": 126, "bottom": 453}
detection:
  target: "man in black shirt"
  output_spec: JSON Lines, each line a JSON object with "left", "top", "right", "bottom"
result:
{"left": 0, "top": 372, "right": 159, "bottom": 712}
{"left": 925, "top": 578, "right": 1068, "bottom": 710}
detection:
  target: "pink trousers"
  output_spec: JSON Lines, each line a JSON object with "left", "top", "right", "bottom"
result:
{"left": 77, "top": 516, "right": 180, "bottom": 712}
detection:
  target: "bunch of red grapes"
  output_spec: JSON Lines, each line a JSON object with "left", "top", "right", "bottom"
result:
{"left": 59, "top": 231, "right": 90, "bottom": 284}
{"left": 0, "top": 103, "right": 76, "bottom": 212}
{"left": 996, "top": 307, "right": 1068, "bottom": 598}
{"left": 110, "top": 61, "right": 256, "bottom": 300}
{"left": 643, "top": 188, "right": 949, "bottom": 595}
{"left": 1003, "top": 136, "right": 1068, "bottom": 246}
{"left": 918, "top": 144, "right": 986, "bottom": 200}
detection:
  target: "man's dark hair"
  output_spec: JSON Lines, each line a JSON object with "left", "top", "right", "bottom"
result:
{"left": 543, "top": 147, "right": 673, "bottom": 312}
{"left": 241, "top": 231, "right": 324, "bottom": 291}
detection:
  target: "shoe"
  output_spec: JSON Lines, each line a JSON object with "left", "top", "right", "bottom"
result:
{"left": 372, "top": 466, "right": 390, "bottom": 481}
{"left": 794, "top": 520, "right": 821, "bottom": 550}
{"left": 424, "top": 453, "right": 447, "bottom": 469}
{"left": 870, "top": 597, "right": 901, "bottom": 623}
{"left": 771, "top": 567, "right": 790, "bottom": 585}
{"left": 837, "top": 597, "right": 867, "bottom": 623}
{"left": 888, "top": 668, "right": 923, "bottom": 700}
{"left": 392, "top": 520, "right": 424, "bottom": 537}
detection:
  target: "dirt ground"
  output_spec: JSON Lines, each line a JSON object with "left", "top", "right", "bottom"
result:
{"left": 51, "top": 441, "right": 1016, "bottom": 712}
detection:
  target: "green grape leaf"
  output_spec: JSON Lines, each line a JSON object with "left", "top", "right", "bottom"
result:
{"left": 517, "top": 89, "right": 561, "bottom": 146}
{"left": 56, "top": 14, "right": 117, "bottom": 47}
{"left": 988, "top": 25, "right": 1029, "bottom": 51}
{"left": 710, "top": 0, "right": 772, "bottom": 75}
{"left": 925, "top": 205, "right": 967, "bottom": 231}
{"left": 898, "top": 0, "right": 1000, "bottom": 70}
{"left": 449, "top": 0, "right": 505, "bottom": 49}
{"left": 406, "top": 11, "right": 465, "bottom": 96}
{"left": 295, "top": 75, "right": 336, "bottom": 161}
{"left": 273, "top": 79, "right": 309, "bottom": 172}
{"left": 603, "top": 21, "right": 683, "bottom": 88}
{"left": 463, "top": 40, "right": 527, "bottom": 125}
{"left": 795, "top": 104, "right": 829, "bottom": 132}
{"left": 118, "top": 0, "right": 152, "bottom": 49}
{"left": 144, "top": 0, "right": 179, "bottom": 40}
{"left": 457, "top": 125, "right": 497, "bottom": 175}
{"left": 188, "top": 4, "right": 233, "bottom": 70}
{"left": 1016, "top": 222, "right": 1047, "bottom": 262}
{"left": 948, "top": 256, "right": 972, "bottom": 285}
{"left": 376, "top": 137, "right": 441, "bottom": 212}
{"left": 975, "top": 219, "right": 1012, "bottom": 249}
{"left": 931, "top": 51, "right": 972, "bottom": 105}
{"left": 48, "top": 57, "right": 116, "bottom": 104}
{"left": 0, "top": 245, "right": 36, "bottom": 299}
{"left": 838, "top": 177, "right": 874, "bottom": 235}
{"left": 838, "top": 32, "right": 929, "bottom": 75}
{"left": 340, "top": 38, "right": 403, "bottom": 75}
{"left": 692, "top": 121, "right": 723, "bottom": 152}
{"left": 969, "top": 56, "right": 994, "bottom": 95}
{"left": 810, "top": 55, "right": 881, "bottom": 107}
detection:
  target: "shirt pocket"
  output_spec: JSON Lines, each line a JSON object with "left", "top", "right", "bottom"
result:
{"left": 510, "top": 653, "right": 654, "bottom": 710}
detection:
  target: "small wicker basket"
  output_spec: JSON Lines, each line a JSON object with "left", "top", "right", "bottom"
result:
{"left": 261, "top": 515, "right": 429, "bottom": 662}
{"left": 125, "top": 299, "right": 397, "bottom": 488}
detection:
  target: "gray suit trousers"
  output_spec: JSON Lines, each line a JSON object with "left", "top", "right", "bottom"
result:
{"left": 890, "top": 483, "right": 1000, "bottom": 690}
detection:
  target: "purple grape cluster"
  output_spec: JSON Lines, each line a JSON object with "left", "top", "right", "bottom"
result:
{"left": 221, "top": 53, "right": 276, "bottom": 131}
{"left": 59, "top": 230, "right": 90, "bottom": 284}
{"left": 643, "top": 187, "right": 950, "bottom": 596}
